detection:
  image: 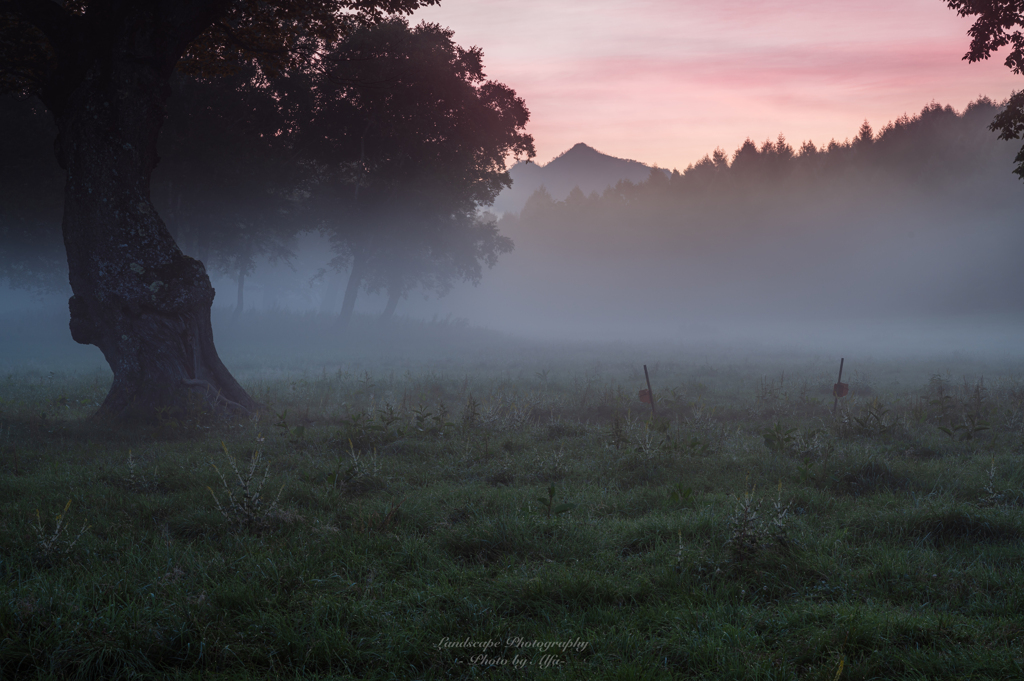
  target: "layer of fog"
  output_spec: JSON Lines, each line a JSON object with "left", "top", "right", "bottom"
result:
{"left": 6, "top": 183, "right": 1023, "bottom": 364}
{"left": 7, "top": 104, "right": 1024, "bottom": 366}
{"left": 168, "top": 169, "right": 1023, "bottom": 359}
{"left": 440, "top": 195, "right": 1024, "bottom": 350}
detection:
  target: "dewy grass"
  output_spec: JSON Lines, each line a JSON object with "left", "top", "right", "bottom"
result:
{"left": 2, "top": 327, "right": 1024, "bottom": 679}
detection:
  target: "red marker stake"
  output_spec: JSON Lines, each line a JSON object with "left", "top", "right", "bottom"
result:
{"left": 644, "top": 364, "right": 656, "bottom": 418}
{"left": 833, "top": 358, "right": 845, "bottom": 416}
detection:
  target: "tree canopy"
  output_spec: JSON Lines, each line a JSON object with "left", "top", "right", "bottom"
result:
{"left": 497, "top": 99, "right": 1023, "bottom": 324}
{"left": 1, "top": 13, "right": 532, "bottom": 327}
{"left": 155, "top": 70, "right": 302, "bottom": 315}
{"left": 947, "top": 0, "right": 1024, "bottom": 178}
{"left": 0, "top": 0, "right": 439, "bottom": 421}
{"left": 297, "top": 17, "right": 533, "bottom": 325}
{"left": 0, "top": 93, "right": 65, "bottom": 292}
{"left": 0, "top": 0, "right": 436, "bottom": 101}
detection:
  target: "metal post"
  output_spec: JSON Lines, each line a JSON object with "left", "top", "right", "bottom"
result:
{"left": 644, "top": 364, "right": 656, "bottom": 418}
{"left": 833, "top": 357, "right": 845, "bottom": 416}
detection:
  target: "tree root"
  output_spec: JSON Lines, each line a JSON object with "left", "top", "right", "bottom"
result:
{"left": 181, "top": 378, "right": 252, "bottom": 415}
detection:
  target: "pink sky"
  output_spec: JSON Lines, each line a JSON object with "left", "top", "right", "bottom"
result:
{"left": 414, "top": 0, "right": 1023, "bottom": 170}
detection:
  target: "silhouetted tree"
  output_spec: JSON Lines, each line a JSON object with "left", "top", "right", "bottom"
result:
{"left": 155, "top": 72, "right": 300, "bottom": 317}
{"left": 947, "top": 1, "right": 1024, "bottom": 179}
{"left": 299, "top": 18, "right": 533, "bottom": 328}
{"left": 0, "top": 0, "right": 434, "bottom": 420}
{"left": 362, "top": 211, "right": 513, "bottom": 322}
{"left": 0, "top": 94, "right": 64, "bottom": 292}
{"left": 730, "top": 138, "right": 761, "bottom": 178}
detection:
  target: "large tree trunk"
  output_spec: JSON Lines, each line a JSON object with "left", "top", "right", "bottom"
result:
{"left": 380, "top": 284, "right": 401, "bottom": 322}
{"left": 337, "top": 252, "right": 365, "bottom": 332}
{"left": 234, "top": 239, "right": 251, "bottom": 317}
{"left": 57, "top": 44, "right": 256, "bottom": 421}
{"left": 234, "top": 266, "right": 245, "bottom": 317}
{"left": 319, "top": 269, "right": 344, "bottom": 316}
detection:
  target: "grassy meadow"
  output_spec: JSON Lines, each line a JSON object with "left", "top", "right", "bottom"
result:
{"left": 2, "top": 311, "right": 1024, "bottom": 679}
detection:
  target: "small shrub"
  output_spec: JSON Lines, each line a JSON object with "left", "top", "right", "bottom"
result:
{"left": 608, "top": 416, "right": 627, "bottom": 450}
{"left": 123, "top": 449, "right": 160, "bottom": 493}
{"left": 31, "top": 499, "right": 89, "bottom": 565}
{"left": 536, "top": 484, "right": 576, "bottom": 518}
{"left": 326, "top": 440, "right": 382, "bottom": 493}
{"left": 763, "top": 422, "right": 798, "bottom": 454}
{"left": 207, "top": 439, "right": 284, "bottom": 532}
{"left": 724, "top": 483, "right": 791, "bottom": 559}
{"left": 127, "top": 449, "right": 139, "bottom": 490}
{"left": 978, "top": 458, "right": 1006, "bottom": 507}
{"left": 852, "top": 398, "right": 901, "bottom": 438}
{"left": 686, "top": 402, "right": 725, "bottom": 454}
{"left": 668, "top": 484, "right": 694, "bottom": 508}
{"left": 462, "top": 394, "right": 480, "bottom": 429}
{"left": 938, "top": 412, "right": 990, "bottom": 441}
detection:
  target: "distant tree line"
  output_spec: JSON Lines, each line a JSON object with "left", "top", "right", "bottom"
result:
{"left": 0, "top": 17, "right": 532, "bottom": 325}
{"left": 499, "top": 99, "right": 1024, "bottom": 319}
{"left": 506, "top": 98, "right": 1020, "bottom": 248}
{"left": 521, "top": 99, "right": 1011, "bottom": 211}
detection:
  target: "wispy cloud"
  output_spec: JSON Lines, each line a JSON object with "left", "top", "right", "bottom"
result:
{"left": 416, "top": 0, "right": 1021, "bottom": 167}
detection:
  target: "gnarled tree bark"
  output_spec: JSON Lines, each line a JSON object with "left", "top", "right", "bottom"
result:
{"left": 379, "top": 284, "right": 401, "bottom": 322}
{"left": 49, "top": 3, "right": 255, "bottom": 421}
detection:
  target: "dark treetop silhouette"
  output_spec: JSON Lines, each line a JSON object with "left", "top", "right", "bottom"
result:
{"left": 0, "top": 0, "right": 435, "bottom": 421}
{"left": 298, "top": 18, "right": 533, "bottom": 327}
{"left": 499, "top": 99, "right": 1024, "bottom": 323}
{"left": 948, "top": 0, "right": 1024, "bottom": 179}
{"left": 0, "top": 94, "right": 65, "bottom": 293}
{"left": 155, "top": 70, "right": 301, "bottom": 318}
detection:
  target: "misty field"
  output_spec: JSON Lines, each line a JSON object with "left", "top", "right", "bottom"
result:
{"left": 2, "top": 312, "right": 1024, "bottom": 680}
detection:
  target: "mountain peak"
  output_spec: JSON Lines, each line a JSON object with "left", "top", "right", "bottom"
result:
{"left": 491, "top": 142, "right": 661, "bottom": 213}
{"left": 547, "top": 143, "right": 605, "bottom": 166}
{"left": 545, "top": 143, "right": 648, "bottom": 171}
{"left": 565, "top": 142, "right": 599, "bottom": 154}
